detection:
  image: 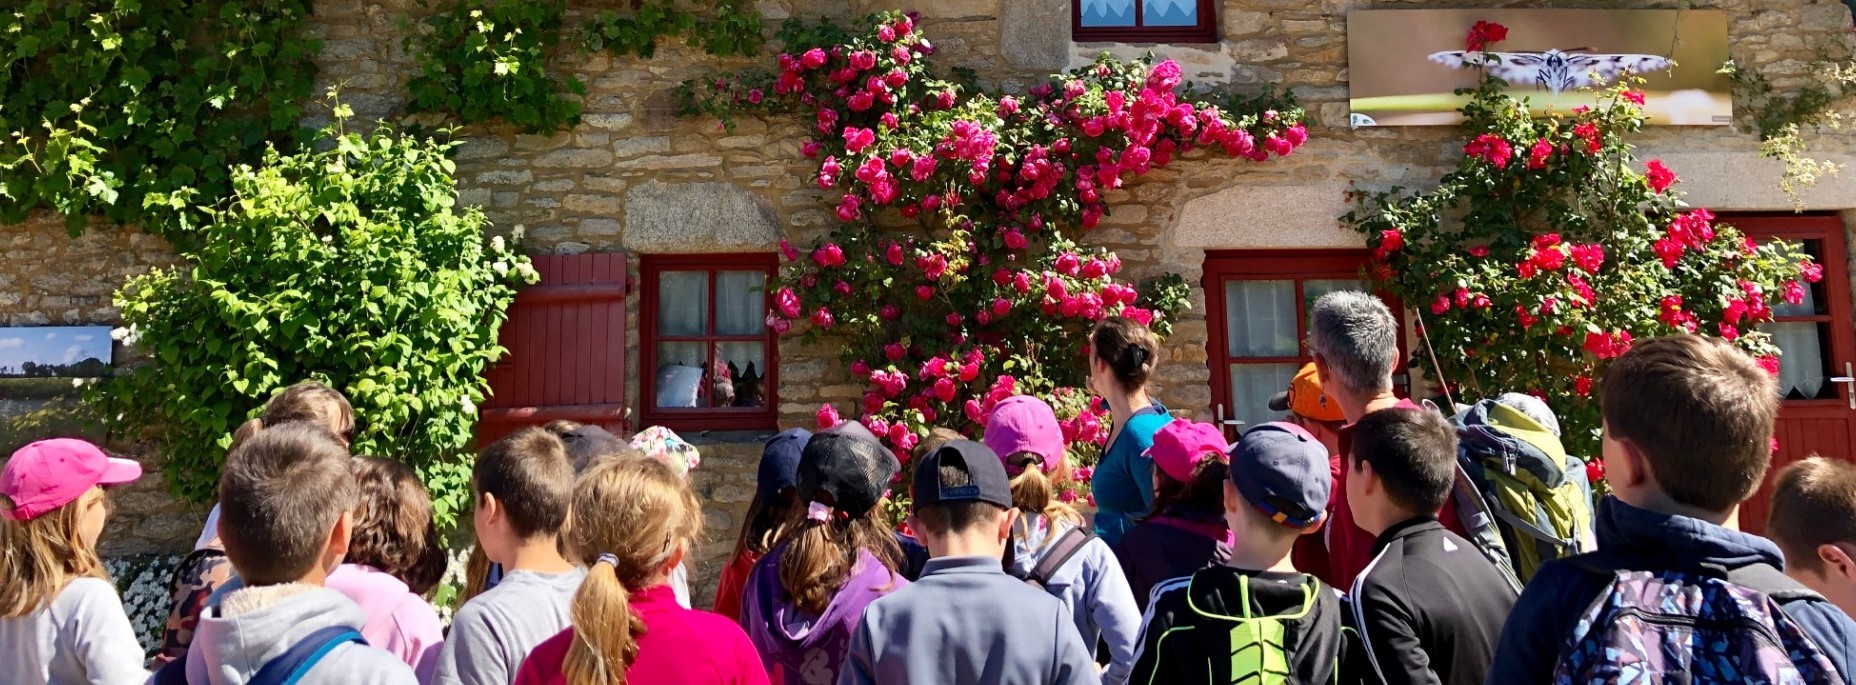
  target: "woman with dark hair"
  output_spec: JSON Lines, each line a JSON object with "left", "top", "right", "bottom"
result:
{"left": 1087, "top": 315, "right": 1173, "bottom": 547}
{"left": 1112, "top": 421, "right": 1233, "bottom": 610}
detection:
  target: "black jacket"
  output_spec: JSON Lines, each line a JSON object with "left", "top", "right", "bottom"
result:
{"left": 1352, "top": 517, "right": 1516, "bottom": 685}
{"left": 1131, "top": 565, "right": 1366, "bottom": 684}
{"left": 1486, "top": 497, "right": 1856, "bottom": 684}
{"left": 1112, "top": 510, "right": 1232, "bottom": 612}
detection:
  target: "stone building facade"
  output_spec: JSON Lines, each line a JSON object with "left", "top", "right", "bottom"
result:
{"left": 6, "top": 0, "right": 1856, "bottom": 604}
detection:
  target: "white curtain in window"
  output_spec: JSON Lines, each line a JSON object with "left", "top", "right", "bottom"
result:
{"left": 715, "top": 271, "right": 766, "bottom": 336}
{"left": 1768, "top": 322, "right": 1828, "bottom": 399}
{"left": 658, "top": 272, "right": 708, "bottom": 336}
{"left": 1228, "top": 363, "right": 1299, "bottom": 432}
{"left": 1224, "top": 280, "right": 1298, "bottom": 357}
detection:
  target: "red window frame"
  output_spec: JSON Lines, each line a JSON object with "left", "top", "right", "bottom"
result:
{"left": 1072, "top": 0, "right": 1219, "bottom": 43}
{"left": 638, "top": 253, "right": 779, "bottom": 432}
{"left": 1202, "top": 249, "right": 1408, "bottom": 434}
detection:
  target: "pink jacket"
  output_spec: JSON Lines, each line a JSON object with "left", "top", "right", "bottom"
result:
{"left": 326, "top": 564, "right": 443, "bottom": 683}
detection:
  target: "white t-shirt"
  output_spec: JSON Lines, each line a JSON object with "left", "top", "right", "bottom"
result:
{"left": 0, "top": 577, "right": 149, "bottom": 685}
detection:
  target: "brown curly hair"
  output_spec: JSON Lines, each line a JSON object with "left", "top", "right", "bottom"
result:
{"left": 346, "top": 456, "right": 446, "bottom": 595}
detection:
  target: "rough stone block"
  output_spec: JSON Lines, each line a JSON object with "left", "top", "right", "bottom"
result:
{"left": 1174, "top": 182, "right": 1356, "bottom": 249}
{"left": 999, "top": 0, "right": 1070, "bottom": 72}
{"left": 613, "top": 136, "right": 673, "bottom": 157}
{"left": 612, "top": 153, "right": 723, "bottom": 170}
{"left": 623, "top": 181, "right": 782, "bottom": 252}
{"left": 533, "top": 149, "right": 615, "bottom": 169}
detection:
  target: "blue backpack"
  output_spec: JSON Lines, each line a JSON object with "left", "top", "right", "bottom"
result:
{"left": 151, "top": 626, "right": 366, "bottom": 685}
{"left": 1553, "top": 555, "right": 1841, "bottom": 685}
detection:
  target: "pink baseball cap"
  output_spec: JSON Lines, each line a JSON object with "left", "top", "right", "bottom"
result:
{"left": 2, "top": 439, "right": 142, "bottom": 521}
{"left": 982, "top": 395, "right": 1067, "bottom": 474}
{"left": 1145, "top": 421, "right": 1229, "bottom": 483}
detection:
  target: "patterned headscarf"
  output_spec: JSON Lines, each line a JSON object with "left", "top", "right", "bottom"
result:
{"left": 630, "top": 426, "right": 701, "bottom": 479}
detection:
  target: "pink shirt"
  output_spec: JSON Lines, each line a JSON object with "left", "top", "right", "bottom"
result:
{"left": 514, "top": 584, "right": 768, "bottom": 685}
{"left": 325, "top": 564, "right": 443, "bottom": 682}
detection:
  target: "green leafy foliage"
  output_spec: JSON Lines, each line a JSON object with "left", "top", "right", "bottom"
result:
{"left": 0, "top": 0, "right": 319, "bottom": 234}
{"left": 97, "top": 103, "right": 536, "bottom": 527}
{"left": 579, "top": 0, "right": 764, "bottom": 59}
{"left": 1345, "top": 64, "right": 1819, "bottom": 459}
{"left": 405, "top": 0, "right": 585, "bottom": 134}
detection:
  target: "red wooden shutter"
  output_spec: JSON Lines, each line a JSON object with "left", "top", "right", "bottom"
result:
{"left": 479, "top": 253, "right": 630, "bottom": 446}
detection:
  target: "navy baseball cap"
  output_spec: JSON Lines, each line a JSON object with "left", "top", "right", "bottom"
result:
{"left": 1228, "top": 422, "right": 1330, "bottom": 528}
{"left": 757, "top": 428, "right": 811, "bottom": 501}
{"left": 911, "top": 440, "right": 1013, "bottom": 510}
{"left": 559, "top": 425, "right": 629, "bottom": 474}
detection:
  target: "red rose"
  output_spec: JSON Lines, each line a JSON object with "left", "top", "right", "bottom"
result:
{"left": 1758, "top": 355, "right": 1781, "bottom": 377}
{"left": 1622, "top": 90, "right": 1646, "bottom": 106}
{"left": 1466, "top": 20, "right": 1509, "bottom": 51}
{"left": 1526, "top": 138, "right": 1553, "bottom": 170}
{"left": 1644, "top": 159, "right": 1676, "bottom": 193}
{"left": 1585, "top": 459, "right": 1606, "bottom": 484}
{"left": 1574, "top": 376, "right": 1593, "bottom": 397}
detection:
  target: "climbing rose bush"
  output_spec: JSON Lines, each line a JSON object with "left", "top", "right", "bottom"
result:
{"left": 1346, "top": 23, "right": 1817, "bottom": 460}
{"left": 687, "top": 12, "right": 1305, "bottom": 481}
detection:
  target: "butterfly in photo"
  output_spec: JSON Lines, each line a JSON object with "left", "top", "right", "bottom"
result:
{"left": 1427, "top": 49, "right": 1674, "bottom": 93}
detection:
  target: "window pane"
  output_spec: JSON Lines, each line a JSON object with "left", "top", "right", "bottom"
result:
{"left": 1768, "top": 322, "right": 1835, "bottom": 400}
{"left": 653, "top": 342, "right": 707, "bottom": 408}
{"left": 1229, "top": 363, "right": 1299, "bottom": 432}
{"left": 657, "top": 272, "right": 709, "bottom": 336}
{"left": 1143, "top": 0, "right": 1198, "bottom": 26}
{"left": 1772, "top": 239, "right": 1827, "bottom": 317}
{"left": 1224, "top": 280, "right": 1298, "bottom": 357}
{"left": 715, "top": 270, "right": 767, "bottom": 336}
{"left": 1079, "top": 0, "right": 1135, "bottom": 27}
{"left": 1303, "top": 279, "right": 1367, "bottom": 307}
{"left": 714, "top": 342, "right": 768, "bottom": 408}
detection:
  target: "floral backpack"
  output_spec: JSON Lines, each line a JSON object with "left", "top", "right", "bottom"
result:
{"left": 1553, "top": 555, "right": 1841, "bottom": 685}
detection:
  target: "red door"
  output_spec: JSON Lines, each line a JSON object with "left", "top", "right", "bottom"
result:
{"left": 1731, "top": 215, "right": 1856, "bottom": 535}
{"left": 478, "top": 253, "right": 630, "bottom": 446}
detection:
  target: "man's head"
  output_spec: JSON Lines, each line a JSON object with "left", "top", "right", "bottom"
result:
{"left": 472, "top": 427, "right": 574, "bottom": 565}
{"left": 1224, "top": 423, "right": 1331, "bottom": 566}
{"left": 909, "top": 440, "right": 1018, "bottom": 558}
{"left": 1767, "top": 457, "right": 1856, "bottom": 616}
{"left": 1345, "top": 408, "right": 1459, "bottom": 535}
{"left": 1600, "top": 336, "right": 1778, "bottom": 518}
{"left": 1307, "top": 292, "right": 1399, "bottom": 412}
{"left": 217, "top": 423, "right": 357, "bottom": 586}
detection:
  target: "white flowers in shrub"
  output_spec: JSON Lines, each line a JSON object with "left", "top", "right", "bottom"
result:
{"left": 104, "top": 555, "right": 181, "bottom": 655}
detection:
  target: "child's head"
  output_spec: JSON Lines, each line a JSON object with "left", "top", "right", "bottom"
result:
{"left": 1344, "top": 408, "right": 1458, "bottom": 535}
{"left": 982, "top": 396, "right": 1081, "bottom": 527}
{"left": 1145, "top": 421, "right": 1232, "bottom": 519}
{"left": 1224, "top": 423, "right": 1330, "bottom": 564}
{"left": 0, "top": 439, "right": 142, "bottom": 617}
{"left": 1601, "top": 335, "right": 1778, "bottom": 518}
{"left": 218, "top": 424, "right": 357, "bottom": 587}
{"left": 472, "top": 428, "right": 574, "bottom": 566}
{"left": 737, "top": 428, "right": 810, "bottom": 558}
{"left": 909, "top": 440, "right": 1018, "bottom": 557}
{"left": 1767, "top": 457, "right": 1856, "bottom": 615}
{"left": 347, "top": 456, "right": 447, "bottom": 596}
{"left": 563, "top": 457, "right": 702, "bottom": 685}
{"left": 1272, "top": 363, "right": 1347, "bottom": 454}
{"left": 235, "top": 380, "right": 356, "bottom": 450}
{"left": 781, "top": 426, "right": 902, "bottom": 614}
{"left": 629, "top": 426, "right": 701, "bottom": 480}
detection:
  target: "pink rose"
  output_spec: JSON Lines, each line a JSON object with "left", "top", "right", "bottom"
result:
{"left": 835, "top": 195, "right": 862, "bottom": 222}
{"left": 915, "top": 285, "right": 933, "bottom": 301}
{"left": 801, "top": 48, "right": 828, "bottom": 69}
{"left": 849, "top": 50, "right": 877, "bottom": 71}
{"left": 1055, "top": 253, "right": 1080, "bottom": 276}
{"left": 775, "top": 287, "right": 801, "bottom": 318}
{"left": 801, "top": 140, "right": 821, "bottom": 158}
{"left": 842, "top": 127, "right": 876, "bottom": 153}
{"left": 815, "top": 403, "right": 841, "bottom": 429}
{"left": 933, "top": 377, "right": 957, "bottom": 402}
{"left": 812, "top": 243, "right": 845, "bottom": 267}
{"left": 810, "top": 307, "right": 835, "bottom": 328}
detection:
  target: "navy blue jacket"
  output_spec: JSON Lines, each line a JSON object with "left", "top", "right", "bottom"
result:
{"left": 1486, "top": 497, "right": 1856, "bottom": 684}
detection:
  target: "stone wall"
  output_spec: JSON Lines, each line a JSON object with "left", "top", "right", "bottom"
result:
{"left": 6, "top": 0, "right": 1856, "bottom": 602}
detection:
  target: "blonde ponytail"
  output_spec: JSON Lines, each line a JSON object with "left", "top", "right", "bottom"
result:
{"left": 561, "top": 458, "right": 702, "bottom": 685}
{"left": 1007, "top": 457, "right": 1082, "bottom": 530}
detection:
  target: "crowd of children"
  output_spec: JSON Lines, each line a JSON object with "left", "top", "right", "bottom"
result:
{"left": 6, "top": 294, "right": 1856, "bottom": 684}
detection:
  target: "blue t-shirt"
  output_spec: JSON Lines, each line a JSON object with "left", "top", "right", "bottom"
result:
{"left": 1090, "top": 403, "right": 1173, "bottom": 546}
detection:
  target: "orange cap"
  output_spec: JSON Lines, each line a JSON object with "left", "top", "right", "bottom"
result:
{"left": 1268, "top": 363, "right": 1345, "bottom": 423}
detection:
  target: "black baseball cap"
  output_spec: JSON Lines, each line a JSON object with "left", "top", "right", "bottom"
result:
{"left": 757, "top": 428, "right": 811, "bottom": 501}
{"left": 911, "top": 440, "right": 1013, "bottom": 510}
{"left": 797, "top": 424, "right": 898, "bottom": 517}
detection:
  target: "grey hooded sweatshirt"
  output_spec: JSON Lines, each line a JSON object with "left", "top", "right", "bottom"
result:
{"left": 176, "top": 583, "right": 418, "bottom": 685}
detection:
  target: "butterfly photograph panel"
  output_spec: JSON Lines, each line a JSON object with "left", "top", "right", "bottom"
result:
{"left": 1346, "top": 9, "right": 1731, "bottom": 127}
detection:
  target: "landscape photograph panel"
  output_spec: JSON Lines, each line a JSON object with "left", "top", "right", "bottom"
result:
{"left": 0, "top": 326, "right": 114, "bottom": 378}
{"left": 1347, "top": 9, "right": 1732, "bottom": 127}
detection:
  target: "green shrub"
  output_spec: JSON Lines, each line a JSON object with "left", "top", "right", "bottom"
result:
{"left": 97, "top": 102, "right": 535, "bottom": 527}
{"left": 405, "top": 0, "right": 584, "bottom": 134}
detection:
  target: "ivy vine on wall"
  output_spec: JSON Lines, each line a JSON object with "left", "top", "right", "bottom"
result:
{"left": 1722, "top": 56, "right": 1856, "bottom": 209}
{"left": 0, "top": 0, "right": 320, "bottom": 235}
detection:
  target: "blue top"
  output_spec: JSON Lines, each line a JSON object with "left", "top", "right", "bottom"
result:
{"left": 1090, "top": 402, "right": 1173, "bottom": 547}
{"left": 1485, "top": 496, "right": 1856, "bottom": 684}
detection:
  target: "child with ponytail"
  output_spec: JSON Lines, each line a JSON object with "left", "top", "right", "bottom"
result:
{"left": 1111, "top": 421, "right": 1234, "bottom": 611}
{"left": 742, "top": 424, "right": 907, "bottom": 684}
{"left": 515, "top": 457, "right": 768, "bottom": 685}
{"left": 714, "top": 428, "right": 810, "bottom": 623}
{"left": 983, "top": 395, "right": 1142, "bottom": 685}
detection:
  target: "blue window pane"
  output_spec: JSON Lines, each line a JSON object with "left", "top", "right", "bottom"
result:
{"left": 1079, "top": 0, "right": 1135, "bottom": 27}
{"left": 1143, "top": 0, "right": 1198, "bottom": 26}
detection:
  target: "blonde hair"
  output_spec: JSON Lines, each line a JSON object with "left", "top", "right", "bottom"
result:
{"left": 232, "top": 381, "right": 356, "bottom": 450}
{"left": 563, "top": 458, "right": 703, "bottom": 685}
{"left": 0, "top": 491, "right": 106, "bottom": 617}
{"left": 1007, "top": 454, "right": 1083, "bottom": 531}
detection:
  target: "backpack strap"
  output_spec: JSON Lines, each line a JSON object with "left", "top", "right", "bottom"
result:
{"left": 1727, "top": 562, "right": 1830, "bottom": 603}
{"left": 1026, "top": 527, "right": 1095, "bottom": 587}
{"left": 248, "top": 626, "right": 366, "bottom": 685}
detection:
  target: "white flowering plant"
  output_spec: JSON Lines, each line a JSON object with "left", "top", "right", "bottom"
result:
{"left": 94, "top": 93, "right": 535, "bottom": 528}
{"left": 104, "top": 554, "right": 183, "bottom": 656}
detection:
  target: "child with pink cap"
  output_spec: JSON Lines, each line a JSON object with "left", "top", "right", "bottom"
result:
{"left": 982, "top": 395, "right": 1141, "bottom": 684}
{"left": 1112, "top": 420, "right": 1234, "bottom": 611}
{"left": 0, "top": 438, "right": 151, "bottom": 683}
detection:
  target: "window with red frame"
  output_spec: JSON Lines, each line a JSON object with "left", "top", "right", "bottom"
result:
{"left": 640, "top": 254, "right": 778, "bottom": 431}
{"left": 1203, "top": 250, "right": 1406, "bottom": 439}
{"left": 1074, "top": 0, "right": 1218, "bottom": 43}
